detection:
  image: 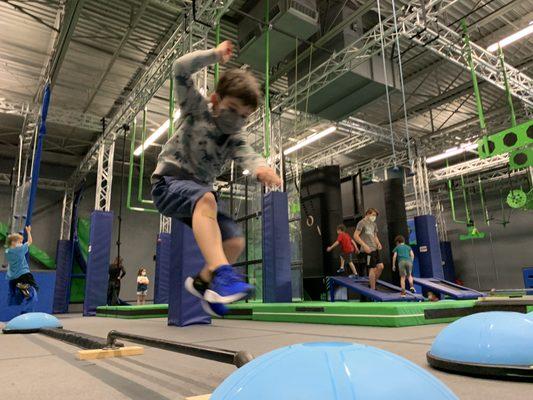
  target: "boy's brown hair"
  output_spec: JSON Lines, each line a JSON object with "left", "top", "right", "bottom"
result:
{"left": 216, "top": 69, "right": 261, "bottom": 109}
{"left": 394, "top": 235, "right": 405, "bottom": 244}
{"left": 6, "top": 233, "right": 23, "bottom": 247}
{"left": 336, "top": 224, "right": 347, "bottom": 232}
{"left": 137, "top": 267, "right": 146, "bottom": 276}
{"left": 365, "top": 208, "right": 379, "bottom": 216}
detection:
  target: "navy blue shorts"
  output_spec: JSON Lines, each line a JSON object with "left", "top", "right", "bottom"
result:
{"left": 151, "top": 176, "right": 242, "bottom": 241}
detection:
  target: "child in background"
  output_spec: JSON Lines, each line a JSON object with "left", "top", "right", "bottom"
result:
{"left": 136, "top": 267, "right": 150, "bottom": 305}
{"left": 151, "top": 40, "right": 281, "bottom": 316}
{"left": 427, "top": 291, "right": 440, "bottom": 302}
{"left": 392, "top": 235, "right": 415, "bottom": 296}
{"left": 5, "top": 226, "right": 38, "bottom": 300}
{"left": 327, "top": 224, "right": 359, "bottom": 277}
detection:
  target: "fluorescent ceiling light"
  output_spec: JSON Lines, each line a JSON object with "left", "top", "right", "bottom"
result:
{"left": 426, "top": 143, "right": 477, "bottom": 164}
{"left": 487, "top": 22, "right": 533, "bottom": 52}
{"left": 284, "top": 126, "right": 337, "bottom": 155}
{"left": 134, "top": 110, "right": 181, "bottom": 156}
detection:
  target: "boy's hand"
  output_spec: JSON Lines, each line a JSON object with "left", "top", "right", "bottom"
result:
{"left": 256, "top": 166, "right": 282, "bottom": 188}
{"left": 216, "top": 41, "right": 233, "bottom": 64}
{"left": 25, "top": 226, "right": 31, "bottom": 233}
{"left": 362, "top": 244, "right": 372, "bottom": 254}
{"left": 326, "top": 246, "right": 332, "bottom": 252}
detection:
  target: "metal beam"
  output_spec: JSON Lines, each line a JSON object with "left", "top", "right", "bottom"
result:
{"left": 0, "top": 98, "right": 101, "bottom": 131}
{"left": 0, "top": 173, "right": 65, "bottom": 192}
{"left": 404, "top": 17, "right": 532, "bottom": 109}
{"left": 429, "top": 155, "right": 509, "bottom": 182}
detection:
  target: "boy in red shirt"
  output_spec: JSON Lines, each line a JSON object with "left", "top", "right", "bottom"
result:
{"left": 327, "top": 224, "right": 359, "bottom": 277}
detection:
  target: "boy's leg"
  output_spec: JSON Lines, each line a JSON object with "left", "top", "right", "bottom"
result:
{"left": 337, "top": 256, "right": 345, "bottom": 273}
{"left": 192, "top": 192, "right": 230, "bottom": 281}
{"left": 368, "top": 267, "right": 377, "bottom": 290}
{"left": 348, "top": 262, "right": 358, "bottom": 276}
{"left": 400, "top": 276, "right": 406, "bottom": 291}
{"left": 222, "top": 237, "right": 245, "bottom": 264}
{"left": 137, "top": 294, "right": 141, "bottom": 305}
{"left": 407, "top": 262, "right": 415, "bottom": 290}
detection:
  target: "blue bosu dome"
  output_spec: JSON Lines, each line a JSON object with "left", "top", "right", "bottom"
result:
{"left": 212, "top": 342, "right": 457, "bottom": 400}
{"left": 2, "top": 312, "right": 62, "bottom": 333}
{"left": 428, "top": 311, "right": 533, "bottom": 379}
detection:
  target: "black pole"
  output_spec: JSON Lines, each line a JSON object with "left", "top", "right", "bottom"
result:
{"left": 116, "top": 124, "right": 129, "bottom": 259}
{"left": 106, "top": 330, "right": 253, "bottom": 368}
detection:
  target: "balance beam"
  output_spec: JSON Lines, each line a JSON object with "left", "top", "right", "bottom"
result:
{"left": 77, "top": 346, "right": 144, "bottom": 360}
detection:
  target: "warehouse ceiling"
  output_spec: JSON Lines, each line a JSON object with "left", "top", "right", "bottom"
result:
{"left": 0, "top": 0, "right": 531, "bottom": 179}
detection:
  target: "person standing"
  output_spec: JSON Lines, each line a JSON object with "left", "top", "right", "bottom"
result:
{"left": 136, "top": 267, "right": 150, "bottom": 305}
{"left": 107, "top": 256, "right": 126, "bottom": 305}
{"left": 353, "top": 208, "right": 384, "bottom": 290}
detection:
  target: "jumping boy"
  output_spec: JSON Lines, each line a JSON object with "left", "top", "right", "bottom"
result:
{"left": 326, "top": 224, "right": 359, "bottom": 277}
{"left": 151, "top": 41, "right": 281, "bottom": 316}
{"left": 5, "top": 226, "right": 37, "bottom": 300}
{"left": 392, "top": 235, "right": 415, "bottom": 296}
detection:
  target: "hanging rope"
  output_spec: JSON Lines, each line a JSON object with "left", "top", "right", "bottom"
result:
{"left": 376, "top": 0, "right": 397, "bottom": 167}
{"left": 390, "top": 0, "right": 412, "bottom": 164}
{"left": 116, "top": 124, "right": 129, "bottom": 259}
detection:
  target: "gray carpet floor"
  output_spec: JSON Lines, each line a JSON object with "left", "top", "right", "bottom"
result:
{"left": 1, "top": 315, "right": 531, "bottom": 399}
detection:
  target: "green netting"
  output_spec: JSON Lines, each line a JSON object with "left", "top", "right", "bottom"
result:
{"left": 1, "top": 222, "right": 55, "bottom": 269}
{"left": 225, "top": 300, "right": 478, "bottom": 327}
{"left": 70, "top": 217, "right": 90, "bottom": 303}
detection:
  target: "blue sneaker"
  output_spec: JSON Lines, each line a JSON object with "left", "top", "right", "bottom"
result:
{"left": 201, "top": 300, "right": 228, "bottom": 317}
{"left": 204, "top": 265, "right": 254, "bottom": 304}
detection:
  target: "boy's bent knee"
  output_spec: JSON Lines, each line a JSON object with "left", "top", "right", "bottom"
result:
{"left": 195, "top": 192, "right": 217, "bottom": 218}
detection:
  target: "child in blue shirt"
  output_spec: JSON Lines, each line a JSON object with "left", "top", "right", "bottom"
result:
{"left": 151, "top": 41, "right": 281, "bottom": 316}
{"left": 392, "top": 235, "right": 415, "bottom": 296}
{"left": 5, "top": 226, "right": 38, "bottom": 299}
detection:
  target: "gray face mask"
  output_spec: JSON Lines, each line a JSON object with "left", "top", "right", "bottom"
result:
{"left": 215, "top": 108, "right": 246, "bottom": 134}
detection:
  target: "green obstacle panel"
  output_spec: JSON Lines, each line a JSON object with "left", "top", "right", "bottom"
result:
{"left": 96, "top": 304, "right": 169, "bottom": 319}
{"left": 225, "top": 300, "right": 478, "bottom": 327}
{"left": 478, "top": 119, "right": 533, "bottom": 159}
{"left": 507, "top": 189, "right": 528, "bottom": 209}
{"left": 509, "top": 145, "right": 533, "bottom": 170}
{"left": 459, "top": 225, "right": 486, "bottom": 240}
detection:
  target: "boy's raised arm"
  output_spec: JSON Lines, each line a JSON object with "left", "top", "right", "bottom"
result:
{"left": 173, "top": 41, "right": 232, "bottom": 114}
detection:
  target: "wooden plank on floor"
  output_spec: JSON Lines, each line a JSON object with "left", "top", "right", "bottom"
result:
{"left": 186, "top": 395, "right": 211, "bottom": 400}
{"left": 77, "top": 346, "right": 144, "bottom": 360}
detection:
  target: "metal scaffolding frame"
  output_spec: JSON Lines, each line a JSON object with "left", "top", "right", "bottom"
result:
{"left": 248, "top": 0, "right": 531, "bottom": 172}
{"left": 59, "top": 189, "right": 74, "bottom": 240}
{"left": 94, "top": 139, "right": 116, "bottom": 211}
{"left": 19, "top": 0, "right": 86, "bottom": 170}
{"left": 429, "top": 154, "right": 509, "bottom": 182}
{"left": 405, "top": 16, "right": 533, "bottom": 109}
{"left": 0, "top": 98, "right": 101, "bottom": 132}
{"left": 0, "top": 174, "right": 66, "bottom": 192}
